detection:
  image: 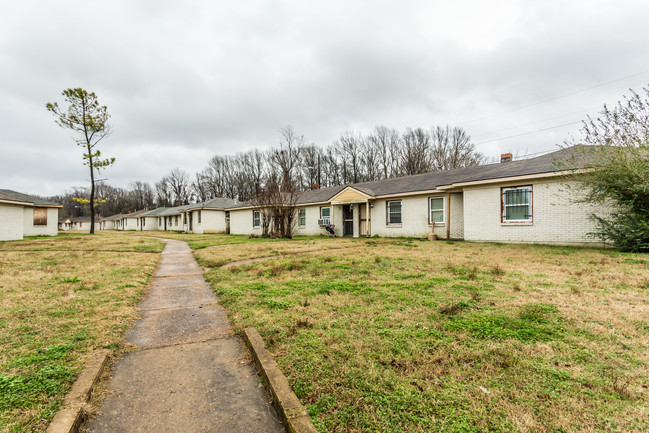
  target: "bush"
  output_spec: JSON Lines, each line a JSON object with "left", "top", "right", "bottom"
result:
{"left": 563, "top": 87, "right": 649, "bottom": 252}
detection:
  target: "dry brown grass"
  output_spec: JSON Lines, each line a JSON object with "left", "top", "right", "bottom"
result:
{"left": 0, "top": 233, "right": 163, "bottom": 432}
{"left": 192, "top": 236, "right": 649, "bottom": 432}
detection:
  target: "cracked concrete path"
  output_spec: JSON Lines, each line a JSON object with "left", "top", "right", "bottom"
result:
{"left": 85, "top": 239, "right": 286, "bottom": 433}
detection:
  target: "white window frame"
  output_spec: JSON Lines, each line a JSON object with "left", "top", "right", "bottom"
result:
{"left": 429, "top": 197, "right": 445, "bottom": 225}
{"left": 502, "top": 185, "right": 533, "bottom": 223}
{"left": 386, "top": 200, "right": 402, "bottom": 225}
{"left": 320, "top": 206, "right": 331, "bottom": 220}
{"left": 298, "top": 208, "right": 306, "bottom": 226}
{"left": 252, "top": 210, "right": 261, "bottom": 228}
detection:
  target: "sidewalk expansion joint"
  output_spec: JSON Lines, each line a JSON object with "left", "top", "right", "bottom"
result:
{"left": 153, "top": 272, "right": 206, "bottom": 278}
{"left": 139, "top": 302, "right": 221, "bottom": 312}
{"left": 135, "top": 334, "right": 236, "bottom": 352}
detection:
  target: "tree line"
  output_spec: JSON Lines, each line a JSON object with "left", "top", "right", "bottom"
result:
{"left": 54, "top": 124, "right": 485, "bottom": 217}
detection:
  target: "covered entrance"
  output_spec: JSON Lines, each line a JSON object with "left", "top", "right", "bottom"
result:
{"left": 330, "top": 186, "right": 374, "bottom": 238}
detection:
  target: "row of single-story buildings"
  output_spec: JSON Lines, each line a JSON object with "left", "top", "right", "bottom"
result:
{"left": 54, "top": 146, "right": 603, "bottom": 246}
{"left": 57, "top": 196, "right": 239, "bottom": 234}
{"left": 0, "top": 189, "right": 61, "bottom": 240}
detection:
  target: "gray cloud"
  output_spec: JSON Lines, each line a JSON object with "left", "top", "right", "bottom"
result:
{"left": 1, "top": 0, "right": 649, "bottom": 195}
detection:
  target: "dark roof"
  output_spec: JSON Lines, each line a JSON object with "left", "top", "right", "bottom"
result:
{"left": 58, "top": 216, "right": 98, "bottom": 223}
{"left": 227, "top": 146, "right": 589, "bottom": 208}
{"left": 187, "top": 197, "right": 238, "bottom": 210}
{"left": 160, "top": 205, "right": 192, "bottom": 216}
{"left": 122, "top": 209, "right": 150, "bottom": 218}
{"left": 140, "top": 207, "right": 172, "bottom": 217}
{"left": 450, "top": 146, "right": 587, "bottom": 184}
{"left": 0, "top": 189, "right": 61, "bottom": 206}
{"left": 102, "top": 214, "right": 124, "bottom": 221}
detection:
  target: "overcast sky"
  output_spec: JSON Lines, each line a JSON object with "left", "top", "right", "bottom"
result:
{"left": 1, "top": 0, "right": 648, "bottom": 196}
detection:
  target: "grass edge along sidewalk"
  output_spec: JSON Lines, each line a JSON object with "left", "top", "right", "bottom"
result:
{"left": 0, "top": 233, "right": 163, "bottom": 433}
{"left": 193, "top": 235, "right": 649, "bottom": 432}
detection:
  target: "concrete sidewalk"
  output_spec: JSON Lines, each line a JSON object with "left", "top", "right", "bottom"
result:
{"left": 85, "top": 239, "right": 286, "bottom": 433}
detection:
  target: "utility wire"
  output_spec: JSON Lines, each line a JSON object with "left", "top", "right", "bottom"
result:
{"left": 461, "top": 69, "right": 649, "bottom": 126}
{"left": 475, "top": 121, "right": 582, "bottom": 145}
{"left": 471, "top": 105, "right": 601, "bottom": 138}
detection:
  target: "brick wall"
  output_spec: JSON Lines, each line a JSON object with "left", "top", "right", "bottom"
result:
{"left": 23, "top": 207, "right": 58, "bottom": 237}
{"left": 0, "top": 204, "right": 24, "bottom": 240}
{"left": 293, "top": 204, "right": 331, "bottom": 236}
{"left": 199, "top": 209, "right": 227, "bottom": 234}
{"left": 463, "top": 180, "right": 604, "bottom": 245}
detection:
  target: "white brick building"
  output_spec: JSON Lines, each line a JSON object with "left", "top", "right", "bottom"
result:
{"left": 227, "top": 146, "right": 604, "bottom": 246}
{"left": 0, "top": 189, "right": 61, "bottom": 241}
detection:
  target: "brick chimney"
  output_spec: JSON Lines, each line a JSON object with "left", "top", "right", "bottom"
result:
{"left": 500, "top": 153, "right": 513, "bottom": 163}
{"left": 217, "top": 194, "right": 223, "bottom": 198}
{"left": 311, "top": 184, "right": 320, "bottom": 190}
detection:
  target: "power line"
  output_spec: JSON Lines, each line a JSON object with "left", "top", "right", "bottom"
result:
{"left": 461, "top": 69, "right": 649, "bottom": 126}
{"left": 471, "top": 105, "right": 601, "bottom": 139}
{"left": 475, "top": 121, "right": 582, "bottom": 145}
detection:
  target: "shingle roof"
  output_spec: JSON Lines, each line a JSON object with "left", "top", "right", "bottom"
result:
{"left": 158, "top": 205, "right": 193, "bottom": 216}
{"left": 122, "top": 209, "right": 150, "bottom": 218}
{"left": 0, "top": 189, "right": 61, "bottom": 206}
{"left": 102, "top": 214, "right": 124, "bottom": 221}
{"left": 226, "top": 146, "right": 590, "bottom": 208}
{"left": 186, "top": 197, "right": 238, "bottom": 210}
{"left": 449, "top": 146, "right": 588, "bottom": 184}
{"left": 58, "top": 216, "right": 99, "bottom": 222}
{"left": 140, "top": 207, "right": 172, "bottom": 217}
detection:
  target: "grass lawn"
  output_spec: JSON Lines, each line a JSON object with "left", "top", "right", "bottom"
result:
{"left": 160, "top": 233, "right": 649, "bottom": 432}
{"left": 0, "top": 233, "right": 163, "bottom": 433}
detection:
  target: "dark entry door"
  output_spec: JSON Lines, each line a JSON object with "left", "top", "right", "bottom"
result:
{"left": 225, "top": 211, "right": 230, "bottom": 234}
{"left": 343, "top": 205, "right": 353, "bottom": 236}
{"left": 189, "top": 212, "right": 193, "bottom": 231}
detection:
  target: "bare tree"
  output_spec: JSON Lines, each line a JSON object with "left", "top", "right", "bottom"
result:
{"left": 251, "top": 174, "right": 299, "bottom": 238}
{"left": 192, "top": 169, "right": 212, "bottom": 202}
{"left": 165, "top": 168, "right": 191, "bottom": 205}
{"left": 400, "top": 128, "right": 432, "bottom": 175}
{"left": 368, "top": 126, "right": 401, "bottom": 179}
{"left": 300, "top": 144, "right": 323, "bottom": 188}
{"left": 333, "top": 132, "right": 365, "bottom": 183}
{"left": 430, "top": 126, "right": 486, "bottom": 170}
{"left": 129, "top": 181, "right": 154, "bottom": 210}
{"left": 270, "top": 125, "right": 305, "bottom": 191}
{"left": 155, "top": 178, "right": 172, "bottom": 207}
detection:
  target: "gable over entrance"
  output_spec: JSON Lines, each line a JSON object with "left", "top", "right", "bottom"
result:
{"left": 329, "top": 186, "right": 373, "bottom": 204}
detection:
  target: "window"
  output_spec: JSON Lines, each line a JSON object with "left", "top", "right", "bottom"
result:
{"left": 387, "top": 200, "right": 402, "bottom": 225}
{"left": 502, "top": 186, "right": 533, "bottom": 222}
{"left": 429, "top": 197, "right": 445, "bottom": 224}
{"left": 252, "top": 210, "right": 261, "bottom": 228}
{"left": 198, "top": 211, "right": 201, "bottom": 224}
{"left": 320, "top": 207, "right": 331, "bottom": 220}
{"left": 175, "top": 215, "right": 178, "bottom": 226}
{"left": 298, "top": 208, "right": 306, "bottom": 226}
{"left": 183, "top": 213, "right": 187, "bottom": 224}
{"left": 33, "top": 208, "right": 47, "bottom": 226}
{"left": 158, "top": 217, "right": 161, "bottom": 225}
{"left": 142, "top": 218, "right": 145, "bottom": 227}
